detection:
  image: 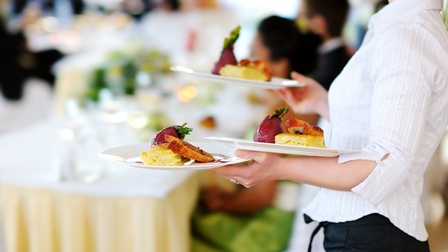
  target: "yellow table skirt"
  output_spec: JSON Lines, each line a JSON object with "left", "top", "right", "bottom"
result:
{"left": 0, "top": 175, "right": 200, "bottom": 252}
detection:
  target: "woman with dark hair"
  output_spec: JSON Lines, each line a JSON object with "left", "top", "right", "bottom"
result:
{"left": 252, "top": 15, "right": 320, "bottom": 78}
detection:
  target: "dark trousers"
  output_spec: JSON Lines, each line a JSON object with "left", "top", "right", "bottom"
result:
{"left": 307, "top": 214, "right": 430, "bottom": 252}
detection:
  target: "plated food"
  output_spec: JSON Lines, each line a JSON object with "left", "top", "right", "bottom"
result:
{"left": 202, "top": 107, "right": 351, "bottom": 157}
{"left": 275, "top": 119, "right": 326, "bottom": 148}
{"left": 140, "top": 124, "right": 214, "bottom": 166}
{"left": 211, "top": 26, "right": 240, "bottom": 75}
{"left": 170, "top": 66, "right": 300, "bottom": 89}
{"left": 253, "top": 107, "right": 326, "bottom": 148}
{"left": 212, "top": 26, "right": 272, "bottom": 82}
{"left": 99, "top": 142, "right": 250, "bottom": 170}
{"left": 219, "top": 59, "right": 272, "bottom": 81}
{"left": 99, "top": 123, "right": 251, "bottom": 170}
{"left": 171, "top": 26, "right": 302, "bottom": 88}
{"left": 203, "top": 136, "right": 356, "bottom": 157}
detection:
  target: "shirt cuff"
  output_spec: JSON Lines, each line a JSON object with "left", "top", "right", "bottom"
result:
{"left": 338, "top": 145, "right": 387, "bottom": 165}
{"left": 339, "top": 145, "right": 409, "bottom": 206}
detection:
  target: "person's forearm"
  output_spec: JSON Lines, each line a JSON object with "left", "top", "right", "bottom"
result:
{"left": 278, "top": 157, "right": 376, "bottom": 191}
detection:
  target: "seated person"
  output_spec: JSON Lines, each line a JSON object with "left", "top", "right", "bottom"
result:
{"left": 191, "top": 15, "right": 320, "bottom": 252}
{"left": 0, "top": 20, "right": 29, "bottom": 101}
{"left": 0, "top": 17, "right": 58, "bottom": 133}
{"left": 0, "top": 8, "right": 63, "bottom": 100}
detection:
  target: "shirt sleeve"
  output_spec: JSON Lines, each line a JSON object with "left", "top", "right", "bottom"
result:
{"left": 340, "top": 26, "right": 434, "bottom": 206}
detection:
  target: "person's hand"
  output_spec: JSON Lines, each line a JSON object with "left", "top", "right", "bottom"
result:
{"left": 272, "top": 72, "right": 329, "bottom": 120}
{"left": 210, "top": 150, "right": 285, "bottom": 188}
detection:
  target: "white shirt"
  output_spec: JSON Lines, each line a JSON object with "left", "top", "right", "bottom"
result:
{"left": 303, "top": 0, "right": 448, "bottom": 241}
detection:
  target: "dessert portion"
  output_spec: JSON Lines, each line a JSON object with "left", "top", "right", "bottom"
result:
{"left": 212, "top": 26, "right": 240, "bottom": 75}
{"left": 275, "top": 133, "right": 325, "bottom": 148}
{"left": 275, "top": 119, "right": 326, "bottom": 148}
{"left": 141, "top": 124, "right": 214, "bottom": 166}
{"left": 165, "top": 135, "right": 214, "bottom": 163}
{"left": 141, "top": 143, "right": 188, "bottom": 166}
{"left": 253, "top": 107, "right": 289, "bottom": 143}
{"left": 219, "top": 59, "right": 272, "bottom": 81}
{"left": 212, "top": 26, "right": 272, "bottom": 82}
{"left": 253, "top": 108, "right": 326, "bottom": 148}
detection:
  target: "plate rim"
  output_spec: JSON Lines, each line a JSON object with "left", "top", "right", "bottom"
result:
{"left": 170, "top": 65, "right": 302, "bottom": 89}
{"left": 203, "top": 136, "right": 360, "bottom": 157}
{"left": 98, "top": 142, "right": 250, "bottom": 170}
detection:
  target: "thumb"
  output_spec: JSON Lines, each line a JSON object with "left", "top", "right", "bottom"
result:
{"left": 291, "top": 71, "right": 307, "bottom": 85}
{"left": 235, "top": 149, "right": 260, "bottom": 160}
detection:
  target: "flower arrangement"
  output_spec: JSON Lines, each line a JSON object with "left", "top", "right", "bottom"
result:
{"left": 86, "top": 44, "right": 172, "bottom": 102}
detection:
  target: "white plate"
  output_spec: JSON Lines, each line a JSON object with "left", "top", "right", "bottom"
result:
{"left": 204, "top": 137, "right": 360, "bottom": 157}
{"left": 170, "top": 66, "right": 303, "bottom": 89}
{"left": 98, "top": 141, "right": 249, "bottom": 170}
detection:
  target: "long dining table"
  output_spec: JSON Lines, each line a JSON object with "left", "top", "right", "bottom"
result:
{"left": 0, "top": 116, "right": 203, "bottom": 252}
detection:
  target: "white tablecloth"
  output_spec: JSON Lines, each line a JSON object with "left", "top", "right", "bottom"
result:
{"left": 0, "top": 79, "right": 53, "bottom": 134}
{"left": 0, "top": 112, "right": 209, "bottom": 252}
{"left": 0, "top": 116, "right": 195, "bottom": 198}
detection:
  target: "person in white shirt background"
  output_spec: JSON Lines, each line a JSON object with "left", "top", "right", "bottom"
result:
{"left": 211, "top": 0, "right": 448, "bottom": 251}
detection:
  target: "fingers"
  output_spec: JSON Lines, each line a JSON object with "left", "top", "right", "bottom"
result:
{"left": 209, "top": 164, "right": 247, "bottom": 179}
{"left": 283, "top": 89, "right": 301, "bottom": 105}
{"left": 209, "top": 150, "right": 281, "bottom": 188}
{"left": 272, "top": 88, "right": 289, "bottom": 100}
{"left": 291, "top": 71, "right": 319, "bottom": 89}
{"left": 291, "top": 71, "right": 307, "bottom": 84}
{"left": 234, "top": 149, "right": 265, "bottom": 160}
{"left": 275, "top": 88, "right": 306, "bottom": 114}
{"left": 209, "top": 158, "right": 253, "bottom": 187}
{"left": 235, "top": 150, "right": 274, "bottom": 170}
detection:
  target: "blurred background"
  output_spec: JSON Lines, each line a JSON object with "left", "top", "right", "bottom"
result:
{"left": 0, "top": 0, "right": 447, "bottom": 251}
